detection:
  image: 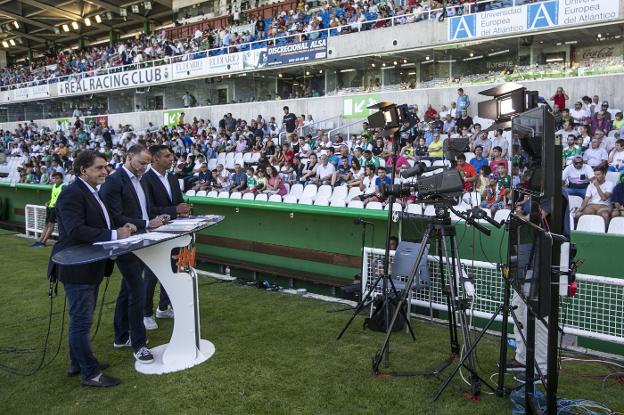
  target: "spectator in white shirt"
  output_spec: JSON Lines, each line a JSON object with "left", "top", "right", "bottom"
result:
{"left": 562, "top": 156, "right": 595, "bottom": 198}
{"left": 574, "top": 167, "right": 614, "bottom": 226}
{"left": 583, "top": 138, "right": 608, "bottom": 169}
{"left": 569, "top": 101, "right": 590, "bottom": 126}
{"left": 313, "top": 154, "right": 336, "bottom": 185}
{"left": 608, "top": 139, "right": 624, "bottom": 172}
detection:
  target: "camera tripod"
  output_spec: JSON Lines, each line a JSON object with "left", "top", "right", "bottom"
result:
{"left": 372, "top": 203, "right": 495, "bottom": 400}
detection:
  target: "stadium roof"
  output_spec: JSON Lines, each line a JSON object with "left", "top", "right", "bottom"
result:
{"left": 0, "top": 0, "right": 174, "bottom": 59}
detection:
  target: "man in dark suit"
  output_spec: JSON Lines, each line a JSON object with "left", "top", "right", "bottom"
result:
{"left": 141, "top": 144, "right": 192, "bottom": 329}
{"left": 48, "top": 150, "right": 135, "bottom": 387}
{"left": 99, "top": 144, "right": 169, "bottom": 364}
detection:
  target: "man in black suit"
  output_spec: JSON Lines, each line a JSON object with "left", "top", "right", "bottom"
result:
{"left": 48, "top": 150, "right": 135, "bottom": 387}
{"left": 141, "top": 144, "right": 192, "bottom": 329}
{"left": 99, "top": 144, "right": 169, "bottom": 364}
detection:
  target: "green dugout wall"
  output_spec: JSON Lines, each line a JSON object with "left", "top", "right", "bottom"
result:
{"left": 1, "top": 182, "right": 622, "bottom": 355}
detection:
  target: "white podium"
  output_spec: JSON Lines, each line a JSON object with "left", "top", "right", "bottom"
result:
{"left": 52, "top": 215, "right": 225, "bottom": 375}
{"left": 132, "top": 234, "right": 215, "bottom": 374}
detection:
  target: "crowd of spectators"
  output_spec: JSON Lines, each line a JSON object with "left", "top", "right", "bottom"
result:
{"left": 1, "top": 0, "right": 545, "bottom": 90}
{"left": 1, "top": 85, "right": 622, "bottom": 231}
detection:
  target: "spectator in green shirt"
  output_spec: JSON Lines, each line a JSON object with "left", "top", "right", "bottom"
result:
{"left": 361, "top": 150, "right": 380, "bottom": 169}
{"left": 562, "top": 134, "right": 582, "bottom": 167}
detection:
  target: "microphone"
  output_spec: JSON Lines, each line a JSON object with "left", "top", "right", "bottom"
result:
{"left": 353, "top": 218, "right": 373, "bottom": 225}
{"left": 400, "top": 162, "right": 444, "bottom": 179}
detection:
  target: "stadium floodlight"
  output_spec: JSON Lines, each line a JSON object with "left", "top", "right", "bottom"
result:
{"left": 94, "top": 14, "right": 102, "bottom": 23}
{"left": 131, "top": 4, "right": 140, "bottom": 13}
{"left": 62, "top": 24, "right": 70, "bottom": 32}
{"left": 144, "top": 2, "right": 152, "bottom": 11}
{"left": 12, "top": 21, "right": 19, "bottom": 29}
{"left": 119, "top": 8, "right": 127, "bottom": 17}
{"left": 106, "top": 12, "right": 113, "bottom": 20}
{"left": 16, "top": 37, "right": 23, "bottom": 45}
{"left": 1, "top": 40, "right": 8, "bottom": 48}
{"left": 9, "top": 39, "right": 15, "bottom": 46}
{"left": 71, "top": 21, "right": 79, "bottom": 30}
{"left": 84, "top": 17, "right": 92, "bottom": 26}
{"left": 53, "top": 27, "right": 61, "bottom": 34}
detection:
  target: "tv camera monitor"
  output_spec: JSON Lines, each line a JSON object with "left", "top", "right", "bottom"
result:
{"left": 508, "top": 106, "right": 558, "bottom": 318}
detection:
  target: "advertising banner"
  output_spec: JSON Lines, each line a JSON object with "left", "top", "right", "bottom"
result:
{"left": 448, "top": 0, "right": 619, "bottom": 41}
{"left": 163, "top": 110, "right": 184, "bottom": 127}
{"left": 172, "top": 58, "right": 210, "bottom": 79}
{"left": 13, "top": 88, "right": 29, "bottom": 101}
{"left": 57, "top": 65, "right": 173, "bottom": 96}
{"left": 343, "top": 94, "right": 381, "bottom": 119}
{"left": 0, "top": 90, "right": 10, "bottom": 103}
{"left": 207, "top": 53, "right": 244, "bottom": 74}
{"left": 265, "top": 39, "right": 327, "bottom": 67}
{"left": 28, "top": 84, "right": 50, "bottom": 100}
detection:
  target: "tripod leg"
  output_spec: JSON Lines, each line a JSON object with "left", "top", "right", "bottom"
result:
{"left": 372, "top": 226, "right": 433, "bottom": 373}
{"left": 336, "top": 275, "right": 383, "bottom": 340}
{"left": 433, "top": 303, "right": 504, "bottom": 400}
{"left": 436, "top": 228, "right": 480, "bottom": 398}
{"left": 387, "top": 277, "right": 416, "bottom": 341}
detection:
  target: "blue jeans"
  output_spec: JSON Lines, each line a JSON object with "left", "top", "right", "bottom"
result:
{"left": 566, "top": 186, "right": 588, "bottom": 198}
{"left": 144, "top": 267, "right": 171, "bottom": 317}
{"left": 114, "top": 256, "right": 147, "bottom": 352}
{"left": 64, "top": 282, "right": 100, "bottom": 380}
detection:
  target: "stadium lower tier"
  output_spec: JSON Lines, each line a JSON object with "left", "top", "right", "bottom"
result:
{"left": 1, "top": 181, "right": 622, "bottom": 356}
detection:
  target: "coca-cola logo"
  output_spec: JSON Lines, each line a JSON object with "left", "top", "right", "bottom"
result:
{"left": 581, "top": 47, "right": 614, "bottom": 60}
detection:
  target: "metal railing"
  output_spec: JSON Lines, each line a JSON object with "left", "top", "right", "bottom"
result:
{"left": 1, "top": 0, "right": 540, "bottom": 92}
{"left": 327, "top": 118, "right": 366, "bottom": 142}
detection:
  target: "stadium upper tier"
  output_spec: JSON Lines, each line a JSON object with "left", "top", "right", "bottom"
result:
{"left": 1, "top": 0, "right": 622, "bottom": 105}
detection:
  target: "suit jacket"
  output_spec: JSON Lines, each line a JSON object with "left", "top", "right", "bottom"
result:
{"left": 142, "top": 169, "right": 184, "bottom": 219}
{"left": 99, "top": 167, "right": 154, "bottom": 231}
{"left": 48, "top": 179, "right": 114, "bottom": 285}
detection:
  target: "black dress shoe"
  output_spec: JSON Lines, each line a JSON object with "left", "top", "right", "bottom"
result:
{"left": 67, "top": 363, "right": 110, "bottom": 377}
{"left": 80, "top": 374, "right": 121, "bottom": 388}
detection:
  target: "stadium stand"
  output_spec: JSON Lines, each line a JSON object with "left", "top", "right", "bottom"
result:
{"left": 1, "top": 84, "right": 622, "bottom": 232}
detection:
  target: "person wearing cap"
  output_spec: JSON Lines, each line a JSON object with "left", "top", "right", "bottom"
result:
{"left": 562, "top": 155, "right": 595, "bottom": 198}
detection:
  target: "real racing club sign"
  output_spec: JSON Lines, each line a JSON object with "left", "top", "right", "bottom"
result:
{"left": 448, "top": 0, "right": 619, "bottom": 41}
{"left": 57, "top": 65, "right": 171, "bottom": 96}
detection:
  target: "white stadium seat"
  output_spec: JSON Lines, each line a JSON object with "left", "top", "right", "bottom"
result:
{"left": 406, "top": 204, "right": 422, "bottom": 215}
{"left": 316, "top": 185, "right": 333, "bottom": 201}
{"left": 330, "top": 186, "right": 348, "bottom": 203}
{"left": 229, "top": 192, "right": 242, "bottom": 200}
{"left": 384, "top": 203, "right": 403, "bottom": 212}
{"left": 218, "top": 191, "right": 230, "bottom": 198}
{"left": 242, "top": 192, "right": 255, "bottom": 200}
{"left": 423, "top": 205, "right": 436, "bottom": 216}
{"left": 268, "top": 194, "right": 282, "bottom": 202}
{"left": 206, "top": 190, "right": 218, "bottom": 198}
{"left": 207, "top": 159, "right": 218, "bottom": 170}
{"left": 567, "top": 195, "right": 583, "bottom": 212}
{"left": 366, "top": 201, "right": 383, "bottom": 210}
{"left": 314, "top": 198, "right": 329, "bottom": 206}
{"left": 348, "top": 200, "right": 364, "bottom": 209}
{"left": 185, "top": 190, "right": 196, "bottom": 197}
{"left": 298, "top": 196, "right": 314, "bottom": 205}
{"left": 576, "top": 215, "right": 606, "bottom": 233}
{"left": 283, "top": 195, "right": 298, "bottom": 204}
{"left": 607, "top": 217, "right": 624, "bottom": 235}
{"left": 255, "top": 193, "right": 268, "bottom": 202}
{"left": 301, "top": 184, "right": 318, "bottom": 200}
{"left": 290, "top": 183, "right": 304, "bottom": 200}
{"left": 195, "top": 190, "right": 207, "bottom": 197}
{"left": 330, "top": 200, "right": 346, "bottom": 208}
{"left": 494, "top": 209, "right": 511, "bottom": 224}
{"left": 347, "top": 187, "right": 362, "bottom": 201}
